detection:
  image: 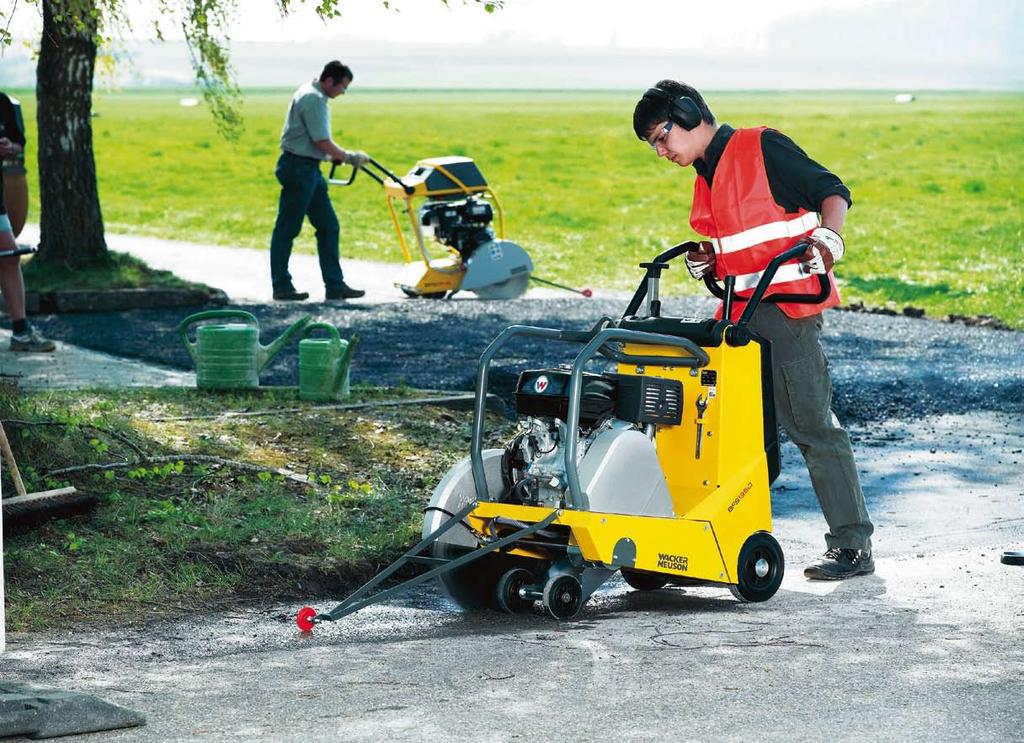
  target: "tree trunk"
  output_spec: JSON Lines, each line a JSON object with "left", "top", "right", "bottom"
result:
{"left": 35, "top": 0, "right": 108, "bottom": 266}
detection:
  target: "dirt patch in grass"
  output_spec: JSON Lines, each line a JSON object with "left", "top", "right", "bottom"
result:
{"left": 1, "top": 385, "right": 513, "bottom": 631}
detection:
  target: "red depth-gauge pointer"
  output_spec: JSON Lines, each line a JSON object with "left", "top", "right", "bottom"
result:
{"left": 530, "top": 276, "right": 592, "bottom": 297}
{"left": 296, "top": 606, "right": 318, "bottom": 632}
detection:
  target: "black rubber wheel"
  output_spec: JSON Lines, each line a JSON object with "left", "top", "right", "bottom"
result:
{"left": 495, "top": 568, "right": 536, "bottom": 614}
{"left": 729, "top": 532, "right": 784, "bottom": 603}
{"left": 1001, "top": 551, "right": 1024, "bottom": 566}
{"left": 620, "top": 568, "right": 668, "bottom": 591}
{"left": 543, "top": 574, "right": 584, "bottom": 620}
{"left": 432, "top": 543, "right": 541, "bottom": 610}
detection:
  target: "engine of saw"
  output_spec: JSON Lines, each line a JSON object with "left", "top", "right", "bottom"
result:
{"left": 419, "top": 197, "right": 495, "bottom": 262}
{"left": 502, "top": 369, "right": 680, "bottom": 517}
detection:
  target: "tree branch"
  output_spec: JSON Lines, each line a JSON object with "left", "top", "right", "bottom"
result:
{"left": 44, "top": 454, "right": 314, "bottom": 488}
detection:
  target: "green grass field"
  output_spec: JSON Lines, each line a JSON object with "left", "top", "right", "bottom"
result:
{"left": 11, "top": 89, "right": 1024, "bottom": 325}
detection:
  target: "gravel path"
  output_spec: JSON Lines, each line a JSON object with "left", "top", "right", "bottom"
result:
{"left": 31, "top": 295, "right": 1024, "bottom": 426}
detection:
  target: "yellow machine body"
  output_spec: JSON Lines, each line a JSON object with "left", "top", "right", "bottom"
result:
{"left": 382, "top": 157, "right": 506, "bottom": 294}
{"left": 466, "top": 335, "right": 773, "bottom": 588}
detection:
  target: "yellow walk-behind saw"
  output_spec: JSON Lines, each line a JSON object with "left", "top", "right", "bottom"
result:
{"left": 296, "top": 240, "right": 828, "bottom": 628}
{"left": 329, "top": 157, "right": 590, "bottom": 300}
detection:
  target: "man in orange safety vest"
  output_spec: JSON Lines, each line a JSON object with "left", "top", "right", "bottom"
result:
{"left": 633, "top": 81, "right": 874, "bottom": 580}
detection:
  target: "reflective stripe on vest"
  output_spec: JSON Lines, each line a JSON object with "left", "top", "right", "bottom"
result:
{"left": 733, "top": 261, "right": 810, "bottom": 292}
{"left": 689, "top": 126, "right": 840, "bottom": 320}
{"left": 711, "top": 211, "right": 820, "bottom": 255}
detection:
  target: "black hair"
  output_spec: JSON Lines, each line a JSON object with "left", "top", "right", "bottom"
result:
{"left": 320, "top": 60, "right": 353, "bottom": 84}
{"left": 632, "top": 80, "right": 715, "bottom": 140}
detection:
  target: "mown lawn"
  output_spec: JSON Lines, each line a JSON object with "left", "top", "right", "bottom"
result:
{"left": 10, "top": 89, "right": 1024, "bottom": 325}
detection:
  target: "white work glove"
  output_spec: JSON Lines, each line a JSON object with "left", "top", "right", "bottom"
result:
{"left": 684, "top": 240, "right": 716, "bottom": 280}
{"left": 800, "top": 227, "right": 845, "bottom": 275}
{"left": 342, "top": 150, "right": 370, "bottom": 167}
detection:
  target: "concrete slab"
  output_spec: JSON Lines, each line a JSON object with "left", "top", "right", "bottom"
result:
{"left": 0, "top": 683, "right": 145, "bottom": 739}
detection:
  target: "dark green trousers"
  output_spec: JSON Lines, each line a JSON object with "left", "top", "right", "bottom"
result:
{"left": 749, "top": 304, "right": 874, "bottom": 552}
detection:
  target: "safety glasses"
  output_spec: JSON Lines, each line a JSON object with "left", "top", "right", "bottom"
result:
{"left": 647, "top": 121, "right": 674, "bottom": 150}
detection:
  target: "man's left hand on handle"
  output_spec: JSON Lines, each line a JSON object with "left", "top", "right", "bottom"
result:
{"left": 800, "top": 227, "right": 845, "bottom": 275}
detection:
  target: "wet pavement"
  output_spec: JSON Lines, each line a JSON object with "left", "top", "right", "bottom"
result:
{"left": 1, "top": 408, "right": 1022, "bottom": 741}
{"left": 1, "top": 411, "right": 1022, "bottom": 741}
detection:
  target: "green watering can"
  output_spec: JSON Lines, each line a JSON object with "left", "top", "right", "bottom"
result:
{"left": 179, "top": 309, "right": 313, "bottom": 389}
{"left": 299, "top": 322, "right": 359, "bottom": 401}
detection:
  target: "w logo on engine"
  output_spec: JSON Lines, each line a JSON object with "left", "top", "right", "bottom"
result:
{"left": 534, "top": 375, "right": 549, "bottom": 393}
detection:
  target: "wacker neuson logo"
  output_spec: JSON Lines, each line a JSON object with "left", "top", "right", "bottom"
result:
{"left": 657, "top": 553, "right": 689, "bottom": 572}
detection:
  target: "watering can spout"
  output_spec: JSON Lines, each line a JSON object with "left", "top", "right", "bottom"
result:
{"left": 259, "top": 315, "right": 314, "bottom": 373}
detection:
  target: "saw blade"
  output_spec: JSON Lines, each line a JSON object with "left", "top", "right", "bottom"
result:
{"left": 470, "top": 272, "right": 531, "bottom": 300}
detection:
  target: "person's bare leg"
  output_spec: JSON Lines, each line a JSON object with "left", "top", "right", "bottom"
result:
{"left": 1, "top": 227, "right": 54, "bottom": 352}
{"left": 0, "top": 235, "right": 26, "bottom": 322}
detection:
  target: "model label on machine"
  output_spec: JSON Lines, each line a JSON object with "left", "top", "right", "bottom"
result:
{"left": 728, "top": 481, "right": 754, "bottom": 513}
{"left": 534, "top": 375, "right": 549, "bottom": 393}
{"left": 701, "top": 370, "right": 718, "bottom": 386}
{"left": 657, "top": 553, "right": 689, "bottom": 572}
{"left": 489, "top": 243, "right": 504, "bottom": 261}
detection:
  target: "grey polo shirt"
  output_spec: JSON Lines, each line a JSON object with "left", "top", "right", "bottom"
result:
{"left": 279, "top": 80, "right": 331, "bottom": 160}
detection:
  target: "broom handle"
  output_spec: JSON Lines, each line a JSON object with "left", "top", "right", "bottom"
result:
{"left": 0, "top": 422, "right": 28, "bottom": 499}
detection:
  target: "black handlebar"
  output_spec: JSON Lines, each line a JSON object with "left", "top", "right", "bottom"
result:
{"left": 327, "top": 157, "right": 415, "bottom": 194}
{"left": 625, "top": 239, "right": 830, "bottom": 328}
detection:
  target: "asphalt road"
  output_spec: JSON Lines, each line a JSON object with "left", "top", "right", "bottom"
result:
{"left": 5, "top": 297, "right": 1024, "bottom": 742}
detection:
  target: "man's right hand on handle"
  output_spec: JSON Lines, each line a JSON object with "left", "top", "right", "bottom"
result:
{"left": 684, "top": 240, "right": 716, "bottom": 279}
{"left": 341, "top": 150, "right": 370, "bottom": 167}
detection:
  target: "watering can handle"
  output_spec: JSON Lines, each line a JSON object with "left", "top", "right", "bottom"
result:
{"left": 301, "top": 321, "right": 343, "bottom": 343}
{"left": 178, "top": 309, "right": 259, "bottom": 363}
{"left": 334, "top": 332, "right": 360, "bottom": 395}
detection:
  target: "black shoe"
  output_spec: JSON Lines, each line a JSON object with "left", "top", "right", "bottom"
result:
{"left": 273, "top": 287, "right": 309, "bottom": 301}
{"left": 325, "top": 283, "right": 365, "bottom": 300}
{"left": 804, "top": 548, "right": 875, "bottom": 580}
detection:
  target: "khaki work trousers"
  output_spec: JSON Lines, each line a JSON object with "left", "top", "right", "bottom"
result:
{"left": 748, "top": 304, "right": 874, "bottom": 553}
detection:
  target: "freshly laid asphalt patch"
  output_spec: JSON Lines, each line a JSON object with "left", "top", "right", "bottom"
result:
{"left": 31, "top": 296, "right": 1024, "bottom": 425}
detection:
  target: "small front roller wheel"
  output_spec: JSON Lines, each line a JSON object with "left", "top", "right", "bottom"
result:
{"left": 543, "top": 574, "right": 584, "bottom": 620}
{"left": 620, "top": 568, "right": 668, "bottom": 591}
{"left": 296, "top": 606, "right": 318, "bottom": 632}
{"left": 729, "top": 532, "right": 784, "bottom": 603}
{"left": 496, "top": 568, "right": 537, "bottom": 614}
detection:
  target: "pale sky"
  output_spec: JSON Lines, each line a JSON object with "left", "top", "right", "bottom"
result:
{"left": 2, "top": 0, "right": 1022, "bottom": 89}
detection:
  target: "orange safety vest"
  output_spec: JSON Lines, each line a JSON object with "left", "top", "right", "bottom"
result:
{"left": 689, "top": 126, "right": 840, "bottom": 322}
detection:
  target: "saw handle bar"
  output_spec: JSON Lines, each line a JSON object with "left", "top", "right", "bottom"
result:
{"left": 470, "top": 324, "right": 710, "bottom": 508}
{"left": 327, "top": 157, "right": 415, "bottom": 194}
{"left": 702, "top": 241, "right": 830, "bottom": 326}
{"left": 624, "top": 240, "right": 829, "bottom": 328}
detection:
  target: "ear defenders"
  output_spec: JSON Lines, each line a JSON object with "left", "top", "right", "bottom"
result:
{"left": 643, "top": 87, "right": 703, "bottom": 131}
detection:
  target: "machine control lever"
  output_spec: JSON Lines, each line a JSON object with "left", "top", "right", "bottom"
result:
{"left": 695, "top": 394, "right": 709, "bottom": 459}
